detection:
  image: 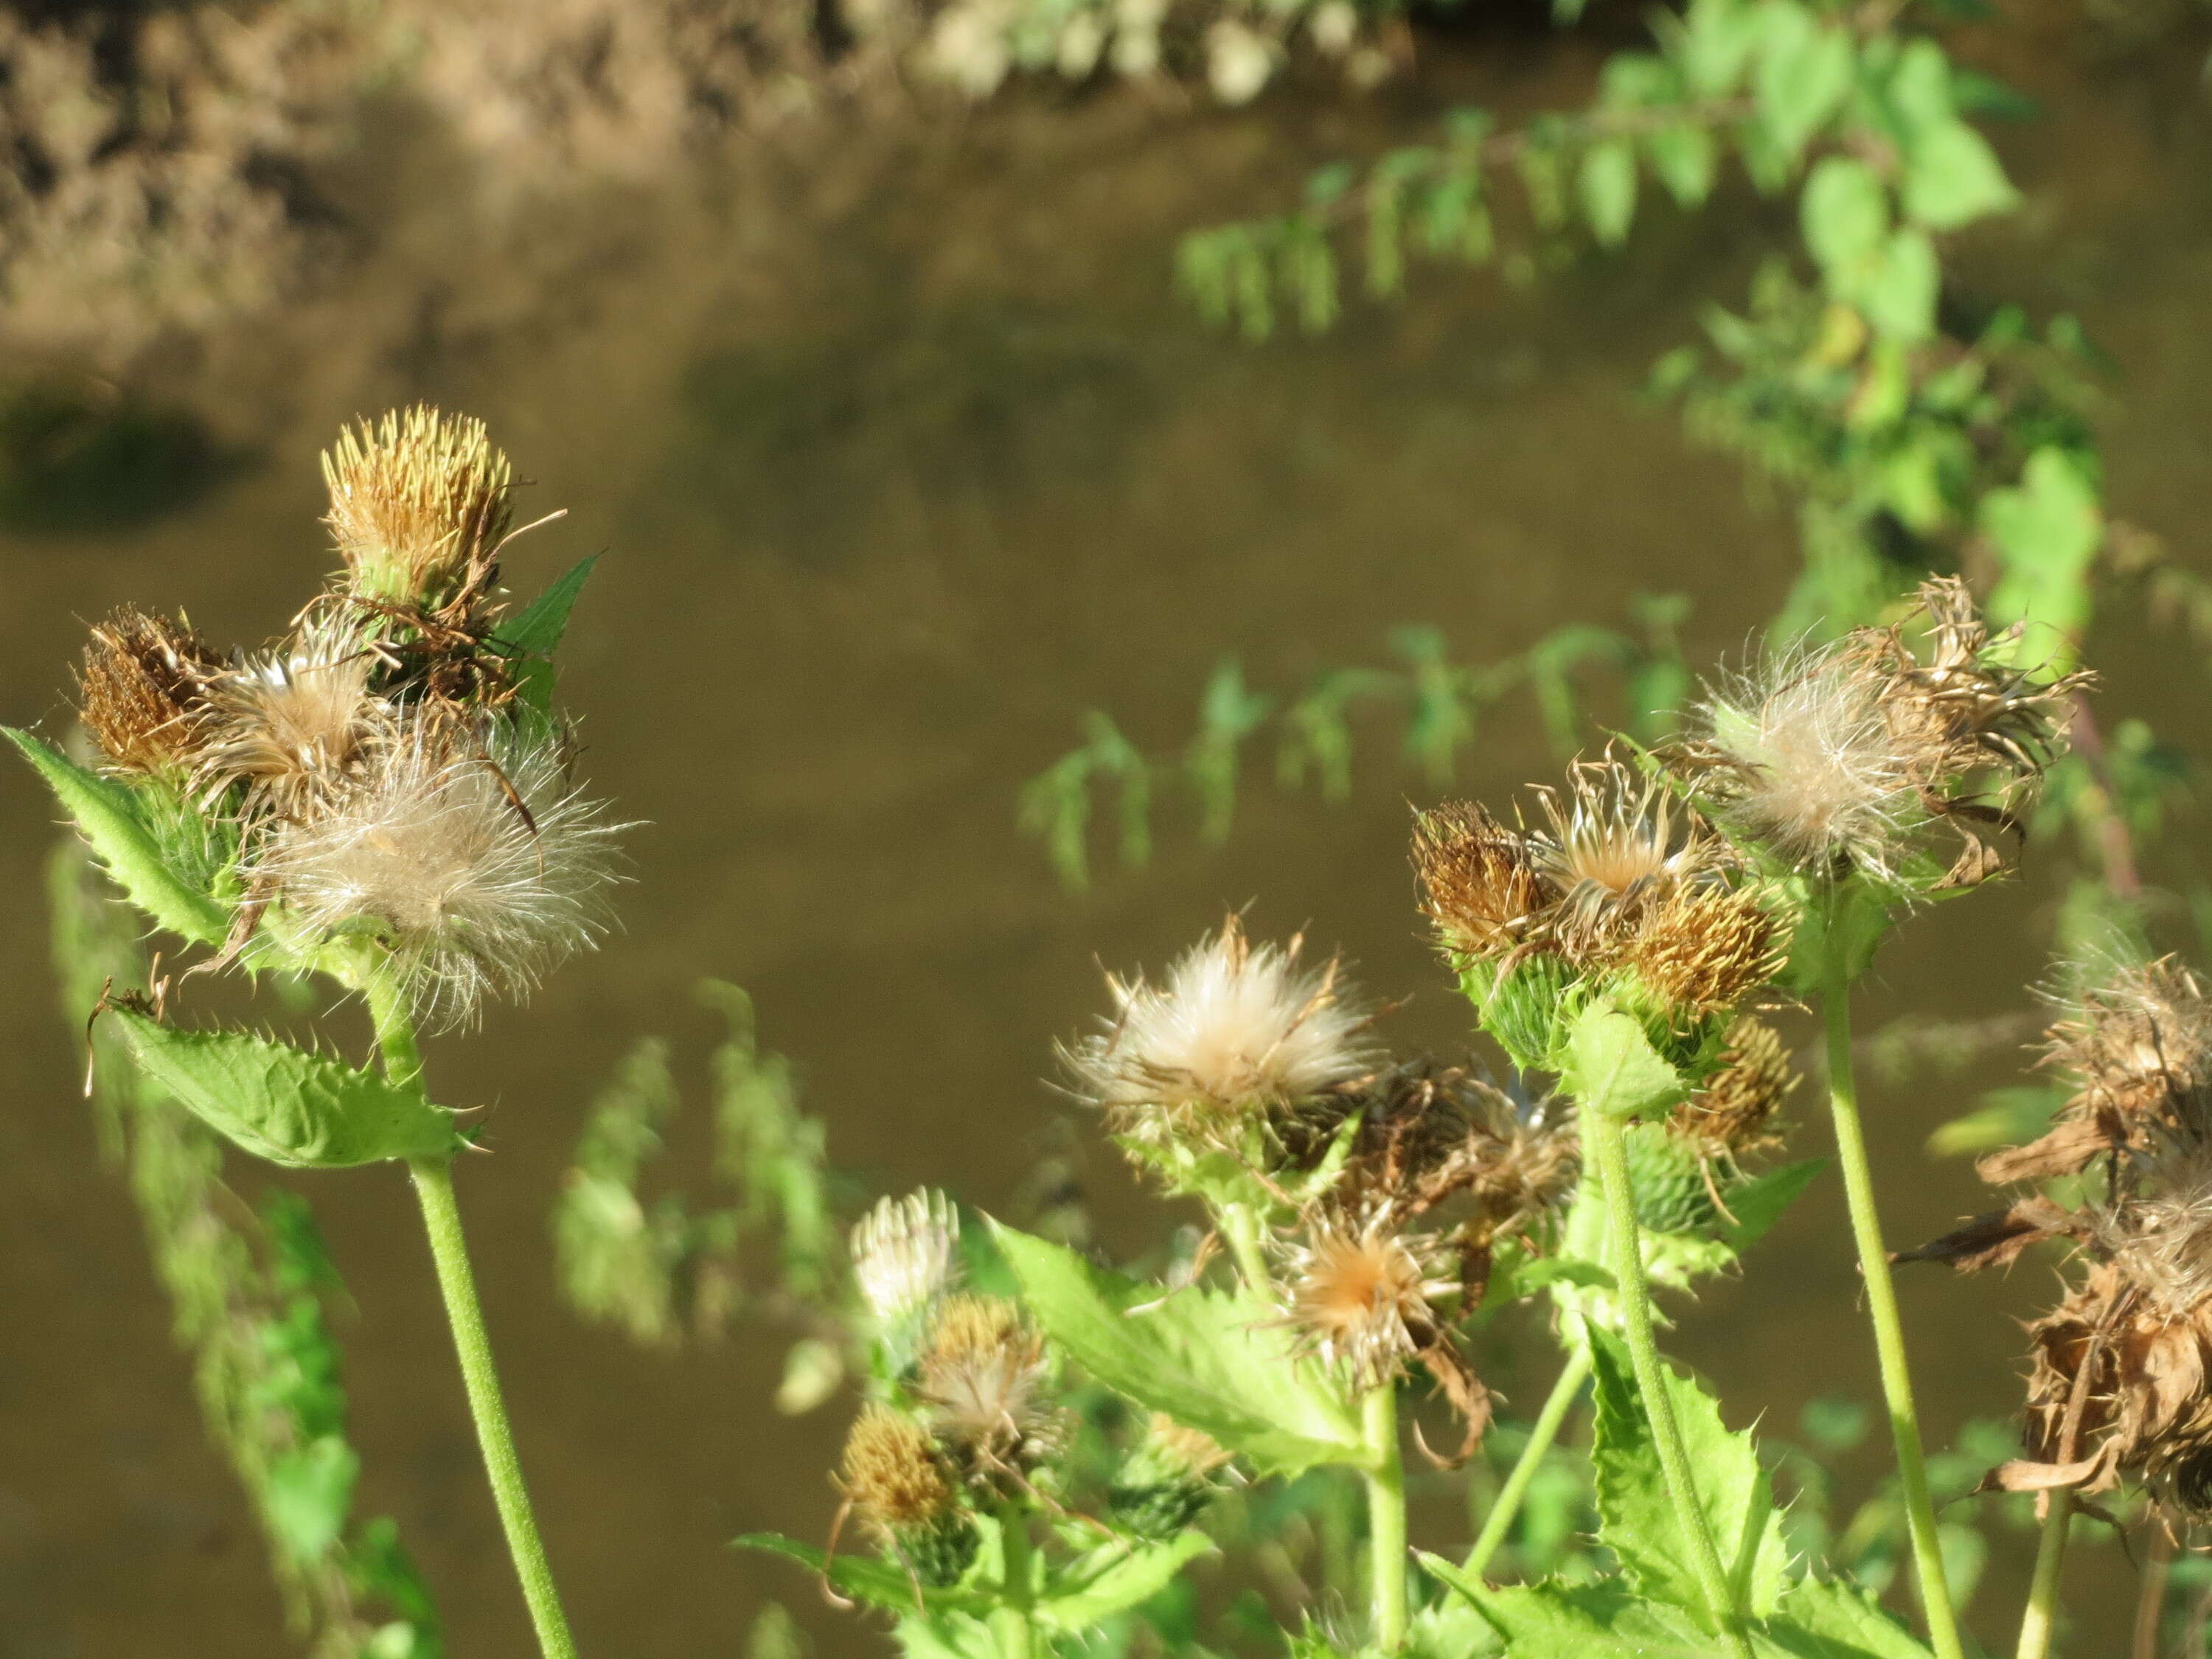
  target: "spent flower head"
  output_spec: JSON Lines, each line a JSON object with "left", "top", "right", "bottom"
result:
{"left": 1412, "top": 801, "right": 1549, "bottom": 961}
{"left": 914, "top": 1294, "right": 1061, "bottom": 1487}
{"left": 851, "top": 1189, "right": 963, "bottom": 1329}
{"left": 257, "top": 713, "right": 626, "bottom": 1029}
{"left": 1062, "top": 916, "right": 1379, "bottom": 1153}
{"left": 1283, "top": 1208, "right": 1453, "bottom": 1391}
{"left": 75, "top": 607, "right": 223, "bottom": 777}
{"left": 1669, "top": 1016, "right": 1795, "bottom": 1159}
{"left": 1528, "top": 755, "right": 1722, "bottom": 957}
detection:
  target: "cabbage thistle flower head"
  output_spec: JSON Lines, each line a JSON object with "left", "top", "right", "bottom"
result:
{"left": 851, "top": 1188, "right": 962, "bottom": 1329}
{"left": 322, "top": 405, "right": 515, "bottom": 611}
{"left": 259, "top": 714, "right": 625, "bottom": 1029}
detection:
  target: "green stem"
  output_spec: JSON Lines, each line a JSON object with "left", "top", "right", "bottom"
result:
{"left": 1363, "top": 1383, "right": 1408, "bottom": 1652}
{"left": 2015, "top": 1495, "right": 2071, "bottom": 1659}
{"left": 1582, "top": 1105, "right": 1755, "bottom": 1659}
{"left": 1461, "top": 1343, "right": 1593, "bottom": 1580}
{"left": 1821, "top": 978, "right": 1966, "bottom": 1659}
{"left": 992, "top": 1507, "right": 1037, "bottom": 1659}
{"left": 362, "top": 977, "right": 579, "bottom": 1659}
{"left": 1218, "top": 1202, "right": 1275, "bottom": 1299}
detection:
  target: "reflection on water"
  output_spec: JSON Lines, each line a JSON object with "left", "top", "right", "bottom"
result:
{"left": 1, "top": 39, "right": 2210, "bottom": 1659}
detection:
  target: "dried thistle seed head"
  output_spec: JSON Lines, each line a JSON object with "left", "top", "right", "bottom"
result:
{"left": 1680, "top": 644, "right": 1921, "bottom": 881}
{"left": 195, "top": 622, "right": 383, "bottom": 821}
{"left": 2107, "top": 1166, "right": 2212, "bottom": 1319}
{"left": 1624, "top": 885, "right": 1785, "bottom": 1020}
{"left": 1341, "top": 1060, "right": 1576, "bottom": 1237}
{"left": 914, "top": 1295, "right": 1060, "bottom": 1482}
{"left": 1062, "top": 917, "right": 1379, "bottom": 1139}
{"left": 838, "top": 1404, "right": 958, "bottom": 1532}
{"left": 1284, "top": 1212, "right": 1450, "bottom": 1391}
{"left": 1671, "top": 1016, "right": 1795, "bottom": 1157}
{"left": 257, "top": 714, "right": 627, "bottom": 1030}
{"left": 1528, "top": 757, "right": 1722, "bottom": 959}
{"left": 322, "top": 406, "right": 515, "bottom": 609}
{"left": 1412, "top": 801, "right": 1551, "bottom": 960}
{"left": 2045, "top": 958, "right": 2212, "bottom": 1165}
{"left": 74, "top": 607, "right": 223, "bottom": 775}
{"left": 1871, "top": 577, "right": 2087, "bottom": 798}
{"left": 851, "top": 1189, "right": 962, "bottom": 1329}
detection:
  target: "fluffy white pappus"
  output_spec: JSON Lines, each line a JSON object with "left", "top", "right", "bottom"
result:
{"left": 196, "top": 636, "right": 381, "bottom": 820}
{"left": 262, "top": 718, "right": 627, "bottom": 1029}
{"left": 851, "top": 1189, "right": 962, "bottom": 1326}
{"left": 1064, "top": 917, "right": 1379, "bottom": 1125}
{"left": 1693, "top": 647, "right": 1921, "bottom": 880}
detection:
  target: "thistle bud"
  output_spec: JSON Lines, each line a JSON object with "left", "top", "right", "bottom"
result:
{"left": 1108, "top": 1414, "right": 1231, "bottom": 1540}
{"left": 836, "top": 1404, "right": 978, "bottom": 1587}
{"left": 74, "top": 608, "right": 222, "bottom": 777}
{"left": 321, "top": 406, "right": 514, "bottom": 611}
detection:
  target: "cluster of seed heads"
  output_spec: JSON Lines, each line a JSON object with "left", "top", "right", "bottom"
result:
{"left": 71, "top": 406, "right": 624, "bottom": 1029}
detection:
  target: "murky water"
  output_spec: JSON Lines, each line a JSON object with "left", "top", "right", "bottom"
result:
{"left": 4, "top": 26, "right": 2211, "bottom": 1657}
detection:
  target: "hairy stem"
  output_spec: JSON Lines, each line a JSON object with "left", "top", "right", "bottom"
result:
{"left": 1582, "top": 1105, "right": 1755, "bottom": 1659}
{"left": 1461, "top": 1343, "right": 1592, "bottom": 1580}
{"left": 2016, "top": 1495, "right": 2071, "bottom": 1659}
{"left": 1363, "top": 1383, "right": 1408, "bottom": 1652}
{"left": 1821, "top": 976, "right": 1965, "bottom": 1659}
{"left": 364, "top": 978, "right": 579, "bottom": 1659}
{"left": 991, "top": 1508, "right": 1037, "bottom": 1659}
{"left": 1218, "top": 1202, "right": 1276, "bottom": 1299}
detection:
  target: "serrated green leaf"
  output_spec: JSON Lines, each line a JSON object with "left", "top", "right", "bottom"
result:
{"left": 1769, "top": 1578, "right": 1933, "bottom": 1656}
{"left": 735, "top": 1533, "right": 990, "bottom": 1617}
{"left": 1754, "top": 4, "right": 1854, "bottom": 161}
{"left": 1035, "top": 1531, "right": 1213, "bottom": 1630}
{"left": 1719, "top": 1158, "right": 1826, "bottom": 1251}
{"left": 1562, "top": 1003, "right": 1688, "bottom": 1122}
{"left": 1578, "top": 140, "right": 1638, "bottom": 248}
{"left": 894, "top": 1613, "right": 1002, "bottom": 1659}
{"left": 1436, "top": 1574, "right": 1719, "bottom": 1654}
{"left": 992, "top": 1222, "right": 1367, "bottom": 1475}
{"left": 1801, "top": 158, "right": 1889, "bottom": 282}
{"left": 105, "top": 1007, "right": 461, "bottom": 1169}
{"left": 1901, "top": 120, "right": 2017, "bottom": 230}
{"left": 1588, "top": 1330, "right": 1790, "bottom": 1619}
{"left": 7, "top": 728, "right": 229, "bottom": 947}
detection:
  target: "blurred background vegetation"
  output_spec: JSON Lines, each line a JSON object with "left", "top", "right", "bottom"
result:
{"left": 4, "top": 0, "right": 2212, "bottom": 1655}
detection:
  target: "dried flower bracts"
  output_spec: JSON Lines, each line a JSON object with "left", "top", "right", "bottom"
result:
{"left": 914, "top": 1294, "right": 1063, "bottom": 1491}
{"left": 75, "top": 608, "right": 223, "bottom": 777}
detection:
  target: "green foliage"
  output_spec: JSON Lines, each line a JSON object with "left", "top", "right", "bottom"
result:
{"left": 554, "top": 981, "right": 849, "bottom": 1386}
{"left": 105, "top": 1008, "right": 463, "bottom": 1169}
{"left": 496, "top": 554, "right": 599, "bottom": 720}
{"left": 1559, "top": 1003, "right": 1688, "bottom": 1124}
{"left": 50, "top": 839, "right": 441, "bottom": 1657}
{"left": 1022, "top": 602, "right": 1687, "bottom": 887}
{"left": 992, "top": 1222, "right": 1370, "bottom": 1477}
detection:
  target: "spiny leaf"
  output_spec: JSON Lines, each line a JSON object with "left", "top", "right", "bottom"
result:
{"left": 1034, "top": 1531, "right": 1214, "bottom": 1630}
{"left": 992, "top": 1221, "right": 1369, "bottom": 1476}
{"left": 105, "top": 1007, "right": 462, "bottom": 1169}
{"left": 1562, "top": 1002, "right": 1688, "bottom": 1122}
{"left": 734, "top": 1533, "right": 990, "bottom": 1618}
{"left": 8, "top": 727, "right": 229, "bottom": 947}
{"left": 1587, "top": 1329, "right": 1790, "bottom": 1620}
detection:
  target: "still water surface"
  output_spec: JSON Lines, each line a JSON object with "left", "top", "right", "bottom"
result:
{"left": 3, "top": 30, "right": 2211, "bottom": 1656}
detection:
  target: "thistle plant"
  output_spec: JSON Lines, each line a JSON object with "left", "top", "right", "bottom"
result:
{"left": 14, "top": 406, "right": 618, "bottom": 1659}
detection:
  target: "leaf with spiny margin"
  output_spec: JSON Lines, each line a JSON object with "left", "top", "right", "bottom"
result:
{"left": 734, "top": 1534, "right": 991, "bottom": 1618}
{"left": 105, "top": 1007, "right": 462, "bottom": 1169}
{"left": 495, "top": 554, "right": 597, "bottom": 719}
{"left": 1034, "top": 1531, "right": 1214, "bottom": 1631}
{"left": 992, "top": 1222, "right": 1368, "bottom": 1476}
{"left": 1562, "top": 1001, "right": 1688, "bottom": 1122}
{"left": 893, "top": 1613, "right": 1001, "bottom": 1659}
{"left": 1588, "top": 1329, "right": 1790, "bottom": 1621}
{"left": 7, "top": 728, "right": 229, "bottom": 947}
{"left": 1768, "top": 1579, "right": 1933, "bottom": 1657}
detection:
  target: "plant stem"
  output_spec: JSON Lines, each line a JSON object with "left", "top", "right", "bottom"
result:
{"left": 991, "top": 1508, "right": 1037, "bottom": 1659}
{"left": 1820, "top": 976, "right": 1965, "bottom": 1659}
{"left": 1362, "top": 1383, "right": 1408, "bottom": 1652}
{"left": 2015, "top": 1495, "right": 2071, "bottom": 1659}
{"left": 1461, "top": 1343, "right": 1592, "bottom": 1580}
{"left": 1218, "top": 1201, "right": 1275, "bottom": 1299}
{"left": 361, "top": 977, "right": 580, "bottom": 1659}
{"left": 1582, "top": 1105, "right": 1755, "bottom": 1659}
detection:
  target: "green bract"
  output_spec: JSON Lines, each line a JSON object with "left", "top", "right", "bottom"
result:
{"left": 105, "top": 1007, "right": 462, "bottom": 1169}
{"left": 1562, "top": 1001, "right": 1688, "bottom": 1124}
